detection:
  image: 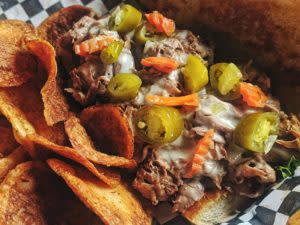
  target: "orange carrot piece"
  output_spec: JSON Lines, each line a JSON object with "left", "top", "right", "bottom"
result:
{"left": 239, "top": 82, "right": 268, "bottom": 108}
{"left": 74, "top": 35, "right": 115, "bottom": 56}
{"left": 141, "top": 57, "right": 179, "bottom": 74}
{"left": 146, "top": 93, "right": 199, "bottom": 107}
{"left": 184, "top": 155, "right": 203, "bottom": 178}
{"left": 184, "top": 129, "right": 214, "bottom": 178}
{"left": 194, "top": 129, "right": 214, "bottom": 155}
{"left": 145, "top": 11, "right": 175, "bottom": 36}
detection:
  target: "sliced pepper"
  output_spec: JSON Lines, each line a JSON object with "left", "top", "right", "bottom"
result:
{"left": 239, "top": 82, "right": 268, "bottom": 108}
{"left": 107, "top": 73, "right": 142, "bottom": 102}
{"left": 145, "top": 11, "right": 175, "bottom": 36}
{"left": 146, "top": 93, "right": 199, "bottom": 107}
{"left": 109, "top": 4, "right": 142, "bottom": 33}
{"left": 74, "top": 35, "right": 115, "bottom": 56}
{"left": 182, "top": 54, "right": 208, "bottom": 93}
{"left": 141, "top": 57, "right": 179, "bottom": 74}
{"left": 209, "top": 63, "right": 242, "bottom": 95}
{"left": 234, "top": 112, "right": 279, "bottom": 152}
{"left": 135, "top": 105, "right": 183, "bottom": 144}
{"left": 134, "top": 24, "right": 158, "bottom": 44}
{"left": 100, "top": 40, "right": 124, "bottom": 64}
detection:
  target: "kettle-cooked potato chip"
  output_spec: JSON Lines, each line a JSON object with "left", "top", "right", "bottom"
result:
{"left": 0, "top": 161, "right": 104, "bottom": 225}
{"left": 0, "top": 146, "right": 28, "bottom": 181}
{"left": 29, "top": 133, "right": 120, "bottom": 187}
{"left": 0, "top": 36, "right": 120, "bottom": 186}
{"left": 0, "top": 117, "right": 19, "bottom": 157}
{"left": 47, "top": 159, "right": 152, "bottom": 225}
{"left": 27, "top": 39, "right": 69, "bottom": 126}
{"left": 80, "top": 105, "right": 134, "bottom": 159}
{"left": 0, "top": 82, "right": 66, "bottom": 148}
{"left": 65, "top": 115, "right": 136, "bottom": 169}
{"left": 0, "top": 20, "right": 37, "bottom": 87}
{"left": 0, "top": 79, "right": 120, "bottom": 186}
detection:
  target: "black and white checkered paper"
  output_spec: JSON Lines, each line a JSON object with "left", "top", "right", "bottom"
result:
{"left": 1, "top": 0, "right": 299, "bottom": 224}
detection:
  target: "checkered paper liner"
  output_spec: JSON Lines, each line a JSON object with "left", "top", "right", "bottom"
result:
{"left": 1, "top": 0, "right": 299, "bottom": 224}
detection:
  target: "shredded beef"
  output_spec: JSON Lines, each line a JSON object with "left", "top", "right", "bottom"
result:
{"left": 143, "top": 30, "right": 213, "bottom": 66}
{"left": 133, "top": 151, "right": 183, "bottom": 205}
{"left": 143, "top": 38, "right": 187, "bottom": 65}
{"left": 229, "top": 154, "right": 276, "bottom": 198}
{"left": 174, "top": 30, "right": 214, "bottom": 64}
{"left": 264, "top": 97, "right": 281, "bottom": 113}
{"left": 207, "top": 143, "right": 227, "bottom": 161}
{"left": 133, "top": 70, "right": 182, "bottom": 106}
{"left": 241, "top": 60, "right": 271, "bottom": 93}
{"left": 202, "top": 159, "right": 226, "bottom": 189}
{"left": 69, "top": 16, "right": 98, "bottom": 44}
{"left": 68, "top": 14, "right": 113, "bottom": 44}
{"left": 276, "top": 113, "right": 300, "bottom": 150}
{"left": 190, "top": 126, "right": 226, "bottom": 144}
{"left": 65, "top": 59, "right": 112, "bottom": 105}
{"left": 172, "top": 180, "right": 204, "bottom": 212}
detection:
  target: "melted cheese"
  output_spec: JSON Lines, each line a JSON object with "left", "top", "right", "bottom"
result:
{"left": 114, "top": 48, "right": 135, "bottom": 74}
{"left": 157, "top": 135, "right": 195, "bottom": 165}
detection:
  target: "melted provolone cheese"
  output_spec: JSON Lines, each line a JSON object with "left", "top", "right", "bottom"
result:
{"left": 197, "top": 95, "right": 242, "bottom": 130}
{"left": 156, "top": 135, "right": 196, "bottom": 166}
{"left": 114, "top": 48, "right": 135, "bottom": 74}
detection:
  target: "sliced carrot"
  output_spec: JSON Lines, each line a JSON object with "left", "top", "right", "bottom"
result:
{"left": 145, "top": 11, "right": 175, "bottom": 36}
{"left": 141, "top": 57, "right": 179, "bottom": 74}
{"left": 184, "top": 155, "right": 203, "bottom": 178}
{"left": 146, "top": 93, "right": 199, "bottom": 107}
{"left": 194, "top": 129, "right": 214, "bottom": 155}
{"left": 239, "top": 82, "right": 268, "bottom": 108}
{"left": 184, "top": 129, "right": 214, "bottom": 178}
{"left": 74, "top": 35, "right": 115, "bottom": 56}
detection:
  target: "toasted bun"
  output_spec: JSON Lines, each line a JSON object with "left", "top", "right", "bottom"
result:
{"left": 140, "top": 0, "right": 300, "bottom": 73}
{"left": 183, "top": 190, "right": 251, "bottom": 225}
{"left": 38, "top": 5, "right": 95, "bottom": 48}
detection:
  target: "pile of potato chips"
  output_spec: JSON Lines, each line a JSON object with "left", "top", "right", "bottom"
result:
{"left": 0, "top": 6, "right": 151, "bottom": 225}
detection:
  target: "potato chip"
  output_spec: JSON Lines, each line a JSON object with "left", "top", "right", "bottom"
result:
{"left": 0, "top": 119, "right": 19, "bottom": 157}
{"left": 28, "top": 133, "right": 120, "bottom": 187}
{"left": 27, "top": 39, "right": 69, "bottom": 126}
{"left": 80, "top": 105, "right": 134, "bottom": 159}
{"left": 0, "top": 161, "right": 104, "bottom": 225}
{"left": 0, "top": 20, "right": 37, "bottom": 87}
{"left": 0, "top": 89, "right": 36, "bottom": 148}
{"left": 47, "top": 159, "right": 152, "bottom": 225}
{"left": 0, "top": 79, "right": 120, "bottom": 186}
{"left": 38, "top": 5, "right": 96, "bottom": 48}
{"left": 0, "top": 146, "right": 28, "bottom": 180}
{"left": 65, "top": 115, "right": 136, "bottom": 169}
{"left": 0, "top": 82, "right": 66, "bottom": 146}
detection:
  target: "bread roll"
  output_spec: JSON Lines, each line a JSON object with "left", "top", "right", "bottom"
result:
{"left": 140, "top": 0, "right": 300, "bottom": 73}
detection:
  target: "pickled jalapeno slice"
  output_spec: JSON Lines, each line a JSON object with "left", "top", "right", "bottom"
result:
{"left": 209, "top": 63, "right": 242, "bottom": 95}
{"left": 107, "top": 73, "right": 142, "bottom": 102}
{"left": 234, "top": 112, "right": 279, "bottom": 152}
{"left": 109, "top": 4, "right": 142, "bottom": 33}
{"left": 134, "top": 25, "right": 153, "bottom": 44}
{"left": 182, "top": 55, "right": 209, "bottom": 93}
{"left": 100, "top": 40, "right": 124, "bottom": 64}
{"left": 135, "top": 106, "right": 184, "bottom": 144}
